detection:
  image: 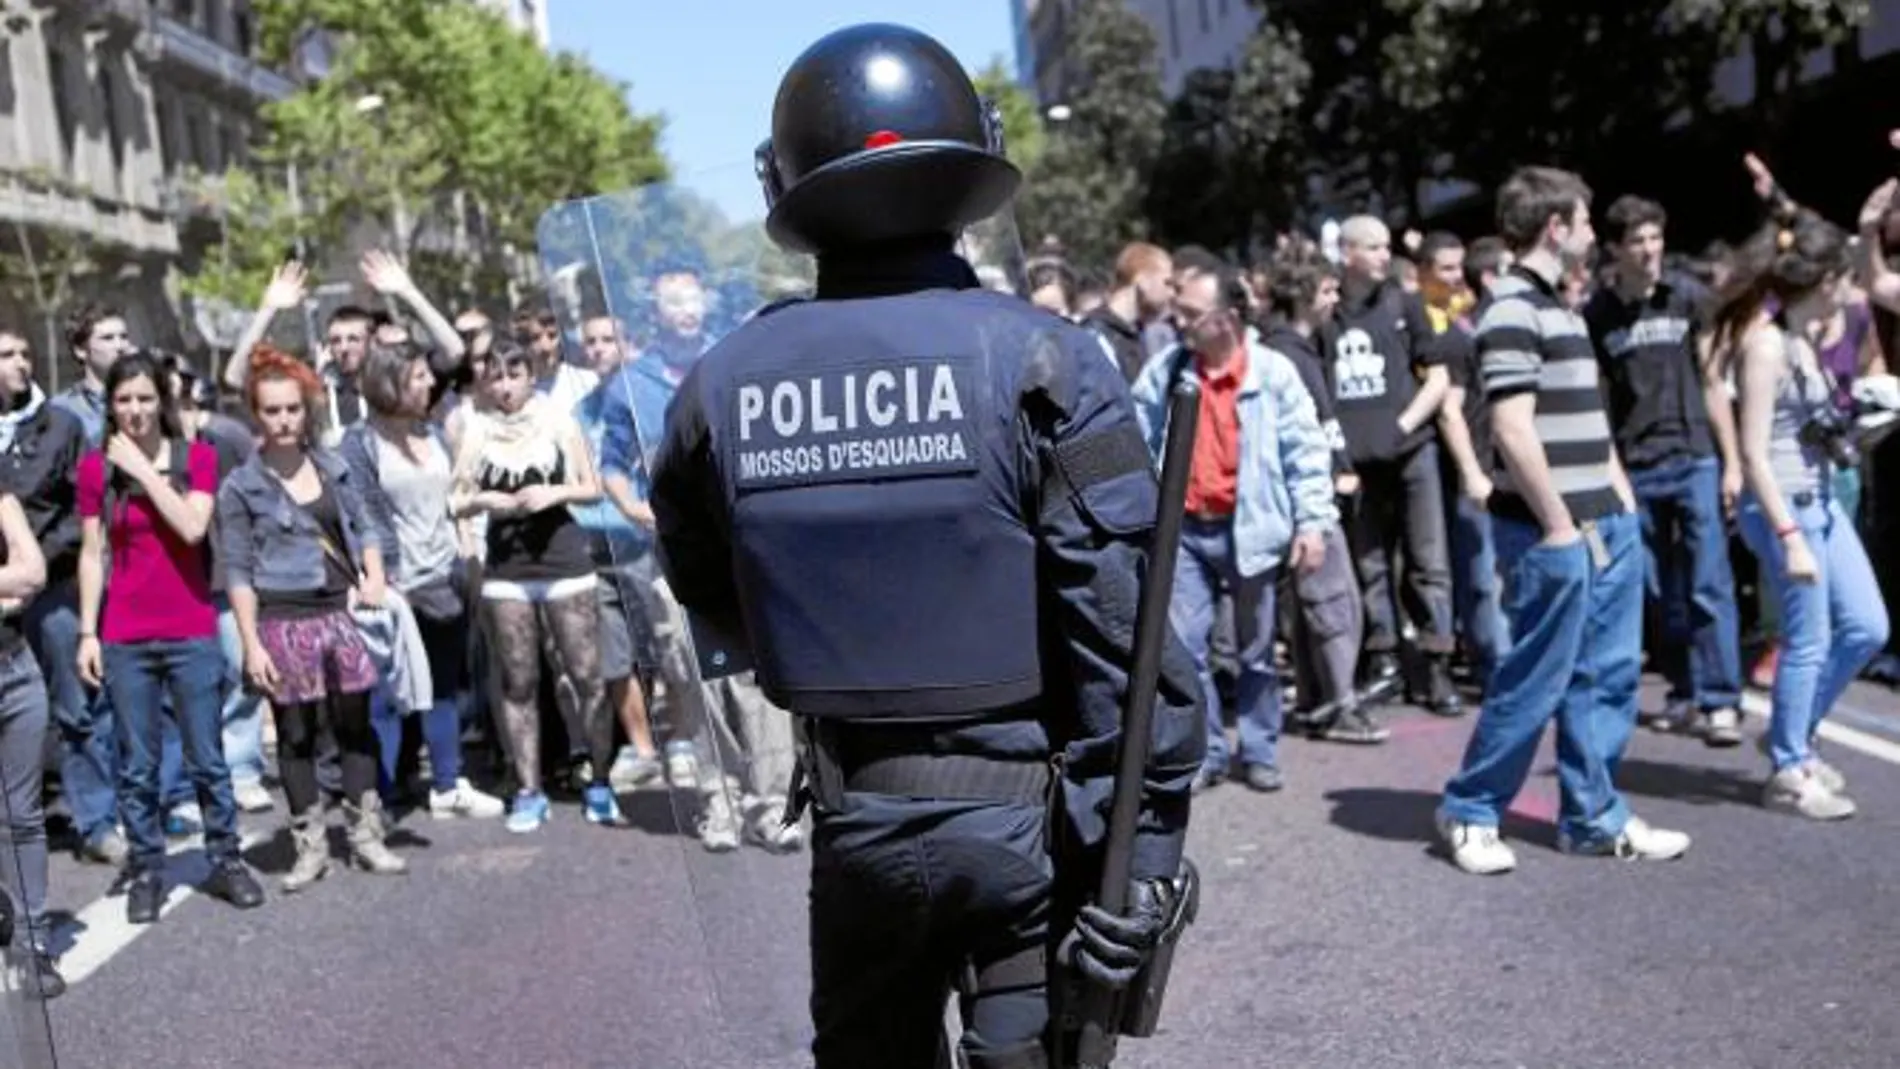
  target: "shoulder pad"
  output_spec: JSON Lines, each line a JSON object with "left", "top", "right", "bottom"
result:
{"left": 743, "top": 296, "right": 808, "bottom": 324}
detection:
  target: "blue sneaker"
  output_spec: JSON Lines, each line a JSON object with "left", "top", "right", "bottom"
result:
{"left": 583, "top": 784, "right": 626, "bottom": 827}
{"left": 505, "top": 791, "right": 550, "bottom": 834}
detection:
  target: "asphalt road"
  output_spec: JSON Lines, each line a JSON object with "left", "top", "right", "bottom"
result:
{"left": 15, "top": 677, "right": 1900, "bottom": 1069}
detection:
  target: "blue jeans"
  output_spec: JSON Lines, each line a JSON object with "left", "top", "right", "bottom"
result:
{"left": 1169, "top": 518, "right": 1281, "bottom": 773}
{"left": 25, "top": 581, "right": 186, "bottom": 842}
{"left": 1737, "top": 492, "right": 1890, "bottom": 771}
{"left": 1441, "top": 511, "right": 1643, "bottom": 846}
{"left": 1629, "top": 456, "right": 1743, "bottom": 711}
{"left": 1446, "top": 493, "right": 1510, "bottom": 692}
{"left": 102, "top": 638, "right": 239, "bottom": 873}
{"left": 216, "top": 602, "right": 266, "bottom": 789}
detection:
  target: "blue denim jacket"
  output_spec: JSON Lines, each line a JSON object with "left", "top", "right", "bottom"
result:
{"left": 572, "top": 379, "right": 651, "bottom": 561}
{"left": 217, "top": 449, "right": 386, "bottom": 594}
{"left": 597, "top": 354, "right": 684, "bottom": 497}
{"left": 1129, "top": 334, "right": 1338, "bottom": 578}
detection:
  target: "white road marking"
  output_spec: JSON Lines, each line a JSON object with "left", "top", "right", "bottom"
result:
{"left": 1738, "top": 692, "right": 1900, "bottom": 767}
{"left": 57, "top": 829, "right": 271, "bottom": 987}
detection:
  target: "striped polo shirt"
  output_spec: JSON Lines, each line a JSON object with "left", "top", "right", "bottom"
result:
{"left": 1477, "top": 263, "right": 1622, "bottom": 525}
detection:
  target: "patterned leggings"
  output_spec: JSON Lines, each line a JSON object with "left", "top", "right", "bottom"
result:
{"left": 482, "top": 588, "right": 611, "bottom": 794}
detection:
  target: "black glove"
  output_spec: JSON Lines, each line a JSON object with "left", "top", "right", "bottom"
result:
{"left": 1059, "top": 879, "right": 1173, "bottom": 990}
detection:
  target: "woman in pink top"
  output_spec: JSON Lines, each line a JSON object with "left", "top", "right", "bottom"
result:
{"left": 73, "top": 351, "right": 264, "bottom": 925}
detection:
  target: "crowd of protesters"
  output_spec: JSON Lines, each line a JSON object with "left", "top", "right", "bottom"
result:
{"left": 1, "top": 137, "right": 1898, "bottom": 1006}
{"left": 1038, "top": 145, "right": 1900, "bottom": 873}
{"left": 0, "top": 248, "right": 804, "bottom": 1000}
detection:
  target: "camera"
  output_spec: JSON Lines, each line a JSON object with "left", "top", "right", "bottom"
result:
{"left": 1799, "top": 406, "right": 1861, "bottom": 470}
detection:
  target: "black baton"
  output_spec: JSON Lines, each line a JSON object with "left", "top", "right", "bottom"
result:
{"left": 1069, "top": 371, "right": 1202, "bottom": 1068}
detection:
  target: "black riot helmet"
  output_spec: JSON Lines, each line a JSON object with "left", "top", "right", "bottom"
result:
{"left": 756, "top": 23, "right": 1021, "bottom": 255}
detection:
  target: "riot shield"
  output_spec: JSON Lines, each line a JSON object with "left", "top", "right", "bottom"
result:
{"left": 535, "top": 181, "right": 816, "bottom": 1065}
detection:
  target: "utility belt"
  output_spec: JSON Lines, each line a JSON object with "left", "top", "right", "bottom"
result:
{"left": 789, "top": 716, "right": 1055, "bottom": 819}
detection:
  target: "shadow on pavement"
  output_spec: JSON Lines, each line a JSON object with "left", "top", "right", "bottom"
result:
{"left": 1612, "top": 756, "right": 1764, "bottom": 809}
{"left": 1320, "top": 787, "right": 1556, "bottom": 852}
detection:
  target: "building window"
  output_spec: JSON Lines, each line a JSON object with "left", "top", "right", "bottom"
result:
{"left": 99, "top": 61, "right": 125, "bottom": 191}
{"left": 157, "top": 99, "right": 178, "bottom": 176}
{"left": 234, "top": 8, "right": 254, "bottom": 55}
{"left": 174, "top": 0, "right": 197, "bottom": 25}
{"left": 46, "top": 45, "right": 76, "bottom": 170}
{"left": 223, "top": 123, "right": 246, "bottom": 170}
{"left": 1166, "top": 0, "right": 1179, "bottom": 58}
{"left": 1199, "top": 0, "right": 1210, "bottom": 34}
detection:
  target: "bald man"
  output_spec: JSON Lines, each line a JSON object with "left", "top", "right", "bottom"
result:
{"left": 1327, "top": 215, "right": 1461, "bottom": 717}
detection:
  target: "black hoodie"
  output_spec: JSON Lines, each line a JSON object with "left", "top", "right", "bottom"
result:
{"left": 1260, "top": 323, "right": 1352, "bottom": 477}
{"left": 1322, "top": 277, "right": 1441, "bottom": 466}
{"left": 1080, "top": 305, "right": 1148, "bottom": 383}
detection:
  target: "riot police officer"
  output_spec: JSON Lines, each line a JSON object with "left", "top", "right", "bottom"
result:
{"left": 647, "top": 22, "right": 1205, "bottom": 1069}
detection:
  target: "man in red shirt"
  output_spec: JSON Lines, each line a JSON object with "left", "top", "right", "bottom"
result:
{"left": 1132, "top": 259, "right": 1338, "bottom": 794}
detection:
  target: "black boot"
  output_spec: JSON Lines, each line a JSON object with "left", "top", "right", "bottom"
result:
{"left": 1425, "top": 655, "right": 1464, "bottom": 718}
{"left": 24, "top": 939, "right": 66, "bottom": 1000}
{"left": 202, "top": 857, "right": 267, "bottom": 910}
{"left": 126, "top": 871, "right": 164, "bottom": 925}
{"left": 1362, "top": 650, "right": 1401, "bottom": 688}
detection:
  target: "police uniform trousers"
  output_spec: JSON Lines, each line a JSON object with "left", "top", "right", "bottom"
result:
{"left": 806, "top": 725, "right": 1056, "bottom": 1069}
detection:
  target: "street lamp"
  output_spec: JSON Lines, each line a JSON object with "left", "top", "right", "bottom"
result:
{"left": 1045, "top": 103, "right": 1072, "bottom": 122}
{"left": 351, "top": 91, "right": 409, "bottom": 262}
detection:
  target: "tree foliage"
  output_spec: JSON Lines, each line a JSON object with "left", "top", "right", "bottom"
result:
{"left": 1016, "top": 0, "right": 1168, "bottom": 270}
{"left": 1230, "top": 0, "right": 1876, "bottom": 224}
{"left": 187, "top": 0, "right": 668, "bottom": 307}
{"left": 174, "top": 167, "right": 306, "bottom": 309}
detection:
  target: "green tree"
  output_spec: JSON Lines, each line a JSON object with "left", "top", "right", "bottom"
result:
{"left": 213, "top": 0, "right": 667, "bottom": 303}
{"left": 972, "top": 57, "right": 1046, "bottom": 173}
{"left": 174, "top": 167, "right": 307, "bottom": 310}
{"left": 1144, "top": 69, "right": 1246, "bottom": 255}
{"left": 1233, "top": 0, "right": 1876, "bottom": 224}
{"left": 1015, "top": 0, "right": 1167, "bottom": 271}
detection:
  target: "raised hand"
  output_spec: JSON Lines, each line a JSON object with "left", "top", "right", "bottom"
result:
{"left": 262, "top": 261, "right": 308, "bottom": 312}
{"left": 360, "top": 249, "right": 415, "bottom": 298}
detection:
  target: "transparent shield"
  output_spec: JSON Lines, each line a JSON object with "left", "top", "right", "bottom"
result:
{"left": 535, "top": 181, "right": 815, "bottom": 1065}
{"left": 0, "top": 725, "right": 59, "bottom": 1068}
{"left": 958, "top": 207, "right": 1028, "bottom": 298}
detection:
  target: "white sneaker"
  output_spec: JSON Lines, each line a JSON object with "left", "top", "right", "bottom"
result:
{"left": 1641, "top": 698, "right": 1694, "bottom": 733}
{"left": 665, "top": 744, "right": 700, "bottom": 790}
{"left": 1763, "top": 765, "right": 1856, "bottom": 821}
{"left": 608, "top": 747, "right": 663, "bottom": 790}
{"left": 232, "top": 781, "right": 275, "bottom": 814}
{"left": 743, "top": 799, "right": 806, "bottom": 855}
{"left": 1805, "top": 754, "right": 1847, "bottom": 795}
{"left": 430, "top": 779, "right": 507, "bottom": 820}
{"left": 698, "top": 789, "right": 741, "bottom": 853}
{"left": 1436, "top": 813, "right": 1517, "bottom": 875}
{"left": 1563, "top": 815, "right": 1692, "bottom": 860}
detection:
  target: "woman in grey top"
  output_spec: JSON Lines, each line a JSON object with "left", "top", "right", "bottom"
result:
{"left": 1719, "top": 198, "right": 1892, "bottom": 822}
{"left": 341, "top": 342, "right": 504, "bottom": 821}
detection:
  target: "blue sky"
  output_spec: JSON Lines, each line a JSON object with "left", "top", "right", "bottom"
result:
{"left": 550, "top": 2, "right": 1021, "bottom": 224}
